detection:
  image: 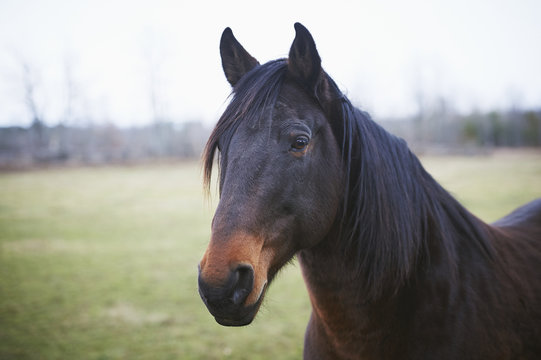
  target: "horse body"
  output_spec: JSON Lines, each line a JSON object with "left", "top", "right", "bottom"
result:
{"left": 198, "top": 23, "right": 541, "bottom": 359}
{"left": 299, "top": 187, "right": 541, "bottom": 359}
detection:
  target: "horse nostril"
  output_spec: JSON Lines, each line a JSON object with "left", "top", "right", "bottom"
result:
{"left": 232, "top": 288, "right": 248, "bottom": 305}
{"left": 198, "top": 263, "right": 254, "bottom": 308}
{"left": 231, "top": 264, "right": 254, "bottom": 305}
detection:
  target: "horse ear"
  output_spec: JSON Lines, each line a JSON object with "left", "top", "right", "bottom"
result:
{"left": 288, "top": 23, "right": 322, "bottom": 93}
{"left": 220, "top": 27, "right": 260, "bottom": 87}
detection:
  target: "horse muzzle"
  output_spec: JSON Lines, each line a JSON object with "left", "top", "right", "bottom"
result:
{"left": 198, "top": 263, "right": 265, "bottom": 326}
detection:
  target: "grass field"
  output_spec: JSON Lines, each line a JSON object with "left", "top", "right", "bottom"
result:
{"left": 1, "top": 150, "right": 540, "bottom": 359}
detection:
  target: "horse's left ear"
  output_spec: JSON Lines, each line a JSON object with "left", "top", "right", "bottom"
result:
{"left": 288, "top": 23, "right": 322, "bottom": 94}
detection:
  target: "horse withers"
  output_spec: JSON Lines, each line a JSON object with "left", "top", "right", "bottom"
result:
{"left": 198, "top": 23, "right": 541, "bottom": 359}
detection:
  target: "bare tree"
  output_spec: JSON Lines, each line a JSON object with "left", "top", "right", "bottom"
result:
{"left": 141, "top": 31, "right": 171, "bottom": 157}
{"left": 20, "top": 61, "right": 43, "bottom": 126}
{"left": 17, "top": 58, "right": 50, "bottom": 162}
{"left": 62, "top": 54, "right": 77, "bottom": 125}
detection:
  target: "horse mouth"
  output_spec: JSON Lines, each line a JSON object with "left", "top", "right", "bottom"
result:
{"left": 208, "top": 282, "right": 268, "bottom": 327}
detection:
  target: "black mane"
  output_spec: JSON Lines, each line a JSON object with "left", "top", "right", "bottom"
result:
{"left": 203, "top": 59, "right": 494, "bottom": 299}
{"left": 333, "top": 95, "right": 494, "bottom": 298}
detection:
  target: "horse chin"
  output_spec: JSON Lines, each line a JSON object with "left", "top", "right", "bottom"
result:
{"left": 215, "top": 314, "right": 255, "bottom": 327}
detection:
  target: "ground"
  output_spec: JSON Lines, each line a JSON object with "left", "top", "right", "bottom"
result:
{"left": 1, "top": 150, "right": 540, "bottom": 359}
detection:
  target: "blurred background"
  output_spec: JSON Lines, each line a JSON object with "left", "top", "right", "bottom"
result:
{"left": 1, "top": 0, "right": 540, "bottom": 359}
{"left": 1, "top": 0, "right": 541, "bottom": 166}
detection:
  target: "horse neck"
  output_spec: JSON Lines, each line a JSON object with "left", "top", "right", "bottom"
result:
{"left": 297, "top": 126, "right": 494, "bottom": 356}
{"left": 299, "top": 112, "right": 493, "bottom": 306}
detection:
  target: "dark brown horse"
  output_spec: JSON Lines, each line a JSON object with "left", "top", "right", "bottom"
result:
{"left": 198, "top": 23, "right": 541, "bottom": 359}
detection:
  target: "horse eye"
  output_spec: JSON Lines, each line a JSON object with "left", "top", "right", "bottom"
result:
{"left": 292, "top": 136, "right": 309, "bottom": 151}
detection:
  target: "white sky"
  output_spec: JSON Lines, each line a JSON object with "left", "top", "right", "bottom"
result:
{"left": 1, "top": 0, "right": 540, "bottom": 126}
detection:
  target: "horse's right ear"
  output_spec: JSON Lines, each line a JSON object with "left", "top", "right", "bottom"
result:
{"left": 220, "top": 28, "right": 259, "bottom": 87}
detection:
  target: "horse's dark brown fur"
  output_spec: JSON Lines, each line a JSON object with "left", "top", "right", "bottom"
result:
{"left": 198, "top": 23, "right": 541, "bottom": 359}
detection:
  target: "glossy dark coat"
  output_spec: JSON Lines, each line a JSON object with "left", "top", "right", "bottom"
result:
{"left": 198, "top": 23, "right": 541, "bottom": 359}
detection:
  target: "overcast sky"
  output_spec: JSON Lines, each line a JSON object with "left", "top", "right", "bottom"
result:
{"left": 1, "top": 0, "right": 540, "bottom": 127}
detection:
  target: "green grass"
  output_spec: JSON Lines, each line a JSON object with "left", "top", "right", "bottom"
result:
{"left": 421, "top": 150, "right": 541, "bottom": 222}
{"left": 1, "top": 150, "right": 540, "bottom": 359}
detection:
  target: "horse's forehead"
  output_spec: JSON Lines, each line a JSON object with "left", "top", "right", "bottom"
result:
{"left": 277, "top": 82, "right": 317, "bottom": 107}
{"left": 273, "top": 89, "right": 322, "bottom": 124}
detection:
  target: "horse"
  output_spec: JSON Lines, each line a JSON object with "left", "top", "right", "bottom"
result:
{"left": 197, "top": 23, "right": 541, "bottom": 359}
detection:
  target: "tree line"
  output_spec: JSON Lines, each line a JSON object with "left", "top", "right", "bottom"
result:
{"left": 382, "top": 106, "right": 541, "bottom": 154}
{"left": 3, "top": 50, "right": 539, "bottom": 170}
{"left": 0, "top": 120, "right": 209, "bottom": 170}
{"left": 1, "top": 106, "right": 539, "bottom": 170}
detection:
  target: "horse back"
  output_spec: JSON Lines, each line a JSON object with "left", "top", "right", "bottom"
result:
{"left": 493, "top": 198, "right": 541, "bottom": 229}
{"left": 491, "top": 198, "right": 541, "bottom": 279}
{"left": 489, "top": 198, "right": 541, "bottom": 357}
